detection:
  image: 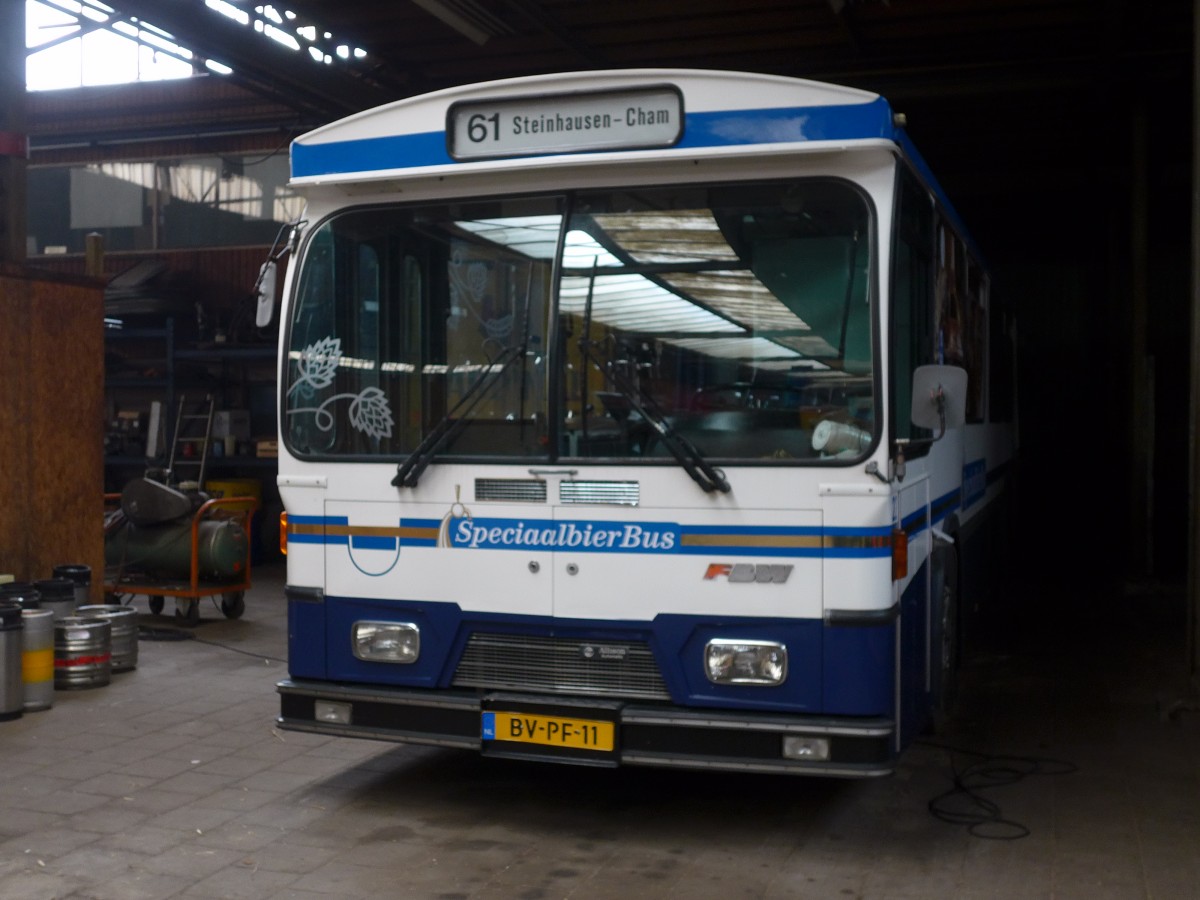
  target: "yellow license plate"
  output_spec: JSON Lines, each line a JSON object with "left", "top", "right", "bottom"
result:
{"left": 484, "top": 711, "right": 615, "bottom": 752}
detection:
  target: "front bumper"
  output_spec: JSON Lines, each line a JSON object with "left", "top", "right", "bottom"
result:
{"left": 276, "top": 678, "right": 896, "bottom": 777}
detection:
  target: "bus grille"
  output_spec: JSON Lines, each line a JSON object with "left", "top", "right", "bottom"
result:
{"left": 559, "top": 480, "right": 640, "bottom": 506}
{"left": 474, "top": 478, "right": 547, "bottom": 503}
{"left": 452, "top": 633, "right": 670, "bottom": 700}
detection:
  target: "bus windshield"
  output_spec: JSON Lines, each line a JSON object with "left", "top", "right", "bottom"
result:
{"left": 284, "top": 178, "right": 876, "bottom": 465}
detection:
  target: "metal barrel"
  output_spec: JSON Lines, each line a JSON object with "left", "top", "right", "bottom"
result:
{"left": 20, "top": 608, "right": 55, "bottom": 711}
{"left": 0, "top": 601, "right": 22, "bottom": 720}
{"left": 0, "top": 582, "right": 41, "bottom": 610}
{"left": 53, "top": 564, "right": 92, "bottom": 608}
{"left": 76, "top": 605, "right": 138, "bottom": 672}
{"left": 53, "top": 616, "right": 111, "bottom": 689}
{"left": 35, "top": 578, "right": 77, "bottom": 621}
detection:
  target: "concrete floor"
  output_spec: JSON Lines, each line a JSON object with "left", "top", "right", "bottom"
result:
{"left": 1, "top": 566, "right": 1198, "bottom": 899}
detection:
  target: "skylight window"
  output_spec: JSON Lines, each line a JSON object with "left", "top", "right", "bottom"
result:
{"left": 25, "top": 0, "right": 370, "bottom": 90}
{"left": 26, "top": 1, "right": 195, "bottom": 90}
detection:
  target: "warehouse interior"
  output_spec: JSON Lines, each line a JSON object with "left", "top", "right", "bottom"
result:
{"left": 1, "top": 1, "right": 1199, "bottom": 896}
{"left": 6, "top": 0, "right": 1197, "bottom": 660}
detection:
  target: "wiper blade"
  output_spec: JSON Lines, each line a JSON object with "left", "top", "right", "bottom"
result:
{"left": 578, "top": 339, "right": 730, "bottom": 495}
{"left": 573, "top": 252, "right": 728, "bottom": 495}
{"left": 392, "top": 344, "right": 525, "bottom": 488}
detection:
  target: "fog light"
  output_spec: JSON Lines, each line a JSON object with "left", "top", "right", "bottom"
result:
{"left": 314, "top": 700, "right": 351, "bottom": 725}
{"left": 352, "top": 621, "right": 420, "bottom": 663}
{"left": 704, "top": 639, "right": 787, "bottom": 685}
{"left": 782, "top": 736, "right": 830, "bottom": 761}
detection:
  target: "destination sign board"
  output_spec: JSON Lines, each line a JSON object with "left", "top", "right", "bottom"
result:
{"left": 448, "top": 85, "right": 683, "bottom": 160}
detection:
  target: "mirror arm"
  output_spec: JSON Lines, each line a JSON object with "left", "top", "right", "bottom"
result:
{"left": 254, "top": 219, "right": 307, "bottom": 329}
{"left": 897, "top": 387, "right": 949, "bottom": 452}
{"left": 865, "top": 461, "right": 891, "bottom": 484}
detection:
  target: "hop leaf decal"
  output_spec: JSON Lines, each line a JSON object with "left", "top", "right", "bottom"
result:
{"left": 297, "top": 336, "right": 342, "bottom": 390}
{"left": 348, "top": 387, "right": 394, "bottom": 440}
{"left": 287, "top": 335, "right": 395, "bottom": 442}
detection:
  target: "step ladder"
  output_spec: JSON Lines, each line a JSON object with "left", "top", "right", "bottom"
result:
{"left": 166, "top": 394, "right": 215, "bottom": 488}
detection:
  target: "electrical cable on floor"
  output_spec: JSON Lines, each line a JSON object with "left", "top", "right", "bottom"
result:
{"left": 918, "top": 741, "right": 1078, "bottom": 839}
{"left": 138, "top": 625, "right": 192, "bottom": 642}
{"left": 137, "top": 623, "right": 287, "bottom": 663}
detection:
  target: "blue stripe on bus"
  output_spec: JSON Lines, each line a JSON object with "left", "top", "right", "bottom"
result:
{"left": 351, "top": 535, "right": 399, "bottom": 551}
{"left": 682, "top": 524, "right": 821, "bottom": 535}
{"left": 288, "top": 515, "right": 890, "bottom": 558}
{"left": 291, "top": 100, "right": 896, "bottom": 179}
{"left": 292, "top": 130, "right": 449, "bottom": 179}
{"left": 288, "top": 477, "right": 990, "bottom": 553}
{"left": 404, "top": 518, "right": 442, "bottom": 529}
{"left": 674, "top": 545, "right": 819, "bottom": 558}
{"left": 288, "top": 532, "right": 338, "bottom": 545}
{"left": 676, "top": 98, "right": 893, "bottom": 149}
{"left": 901, "top": 487, "right": 962, "bottom": 538}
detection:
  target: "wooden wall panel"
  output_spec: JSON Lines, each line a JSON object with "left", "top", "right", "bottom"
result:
{"left": 0, "top": 269, "right": 32, "bottom": 583}
{"left": 0, "top": 264, "right": 105, "bottom": 601}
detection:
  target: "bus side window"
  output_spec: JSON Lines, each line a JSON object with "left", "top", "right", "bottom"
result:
{"left": 934, "top": 224, "right": 986, "bottom": 423}
{"left": 891, "top": 166, "right": 935, "bottom": 452}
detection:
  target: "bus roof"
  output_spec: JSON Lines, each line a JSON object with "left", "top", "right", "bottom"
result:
{"left": 289, "top": 68, "right": 981, "bottom": 265}
{"left": 291, "top": 68, "right": 896, "bottom": 183}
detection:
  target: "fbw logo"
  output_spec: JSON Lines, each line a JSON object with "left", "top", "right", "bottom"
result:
{"left": 703, "top": 563, "right": 793, "bottom": 584}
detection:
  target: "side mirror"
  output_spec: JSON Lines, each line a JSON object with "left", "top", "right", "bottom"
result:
{"left": 911, "top": 364, "right": 967, "bottom": 435}
{"left": 254, "top": 260, "right": 278, "bottom": 328}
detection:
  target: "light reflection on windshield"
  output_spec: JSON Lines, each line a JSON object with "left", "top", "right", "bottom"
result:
{"left": 284, "top": 180, "right": 875, "bottom": 465}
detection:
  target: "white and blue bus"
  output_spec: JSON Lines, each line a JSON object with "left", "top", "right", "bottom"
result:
{"left": 271, "top": 69, "right": 1016, "bottom": 777}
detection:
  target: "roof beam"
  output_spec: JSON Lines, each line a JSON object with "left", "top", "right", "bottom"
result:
{"left": 104, "top": 0, "right": 400, "bottom": 118}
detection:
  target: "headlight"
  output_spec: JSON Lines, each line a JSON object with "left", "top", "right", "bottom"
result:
{"left": 704, "top": 639, "right": 787, "bottom": 685}
{"left": 352, "top": 621, "right": 420, "bottom": 663}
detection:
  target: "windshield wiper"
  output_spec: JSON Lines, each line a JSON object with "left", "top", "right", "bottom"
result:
{"left": 572, "top": 254, "right": 728, "bottom": 494}
{"left": 577, "top": 338, "right": 730, "bottom": 494}
{"left": 392, "top": 343, "right": 525, "bottom": 488}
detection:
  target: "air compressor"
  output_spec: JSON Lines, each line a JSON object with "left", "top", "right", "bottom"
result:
{"left": 105, "top": 478, "right": 249, "bottom": 581}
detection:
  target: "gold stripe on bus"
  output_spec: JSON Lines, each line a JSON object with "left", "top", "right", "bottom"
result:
{"left": 290, "top": 522, "right": 326, "bottom": 536}
{"left": 680, "top": 534, "right": 822, "bottom": 549}
{"left": 823, "top": 535, "right": 891, "bottom": 549}
{"left": 304, "top": 523, "right": 438, "bottom": 541}
{"left": 679, "top": 534, "right": 888, "bottom": 551}
{"left": 396, "top": 527, "right": 439, "bottom": 541}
